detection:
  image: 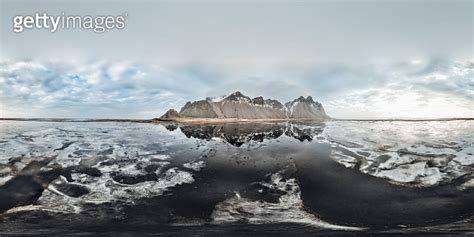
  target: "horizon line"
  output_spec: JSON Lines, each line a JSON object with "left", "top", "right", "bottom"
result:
{"left": 1, "top": 117, "right": 473, "bottom": 122}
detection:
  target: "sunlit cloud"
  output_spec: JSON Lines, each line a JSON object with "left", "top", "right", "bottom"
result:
{"left": 0, "top": 59, "right": 472, "bottom": 119}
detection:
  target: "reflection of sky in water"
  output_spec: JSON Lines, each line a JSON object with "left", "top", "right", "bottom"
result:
{"left": 322, "top": 121, "right": 474, "bottom": 185}
{"left": 0, "top": 120, "right": 472, "bottom": 232}
{"left": 1, "top": 120, "right": 473, "bottom": 188}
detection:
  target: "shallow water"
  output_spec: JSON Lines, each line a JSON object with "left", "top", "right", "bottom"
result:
{"left": 0, "top": 120, "right": 472, "bottom": 235}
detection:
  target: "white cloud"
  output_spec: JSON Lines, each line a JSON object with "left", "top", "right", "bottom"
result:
{"left": 0, "top": 60, "right": 186, "bottom": 118}
{"left": 0, "top": 59, "right": 472, "bottom": 119}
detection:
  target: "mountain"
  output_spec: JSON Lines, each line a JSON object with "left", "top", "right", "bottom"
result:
{"left": 159, "top": 109, "right": 181, "bottom": 120}
{"left": 285, "top": 96, "right": 327, "bottom": 120}
{"left": 161, "top": 91, "right": 329, "bottom": 121}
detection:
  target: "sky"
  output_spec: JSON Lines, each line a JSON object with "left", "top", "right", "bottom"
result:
{"left": 0, "top": 0, "right": 472, "bottom": 119}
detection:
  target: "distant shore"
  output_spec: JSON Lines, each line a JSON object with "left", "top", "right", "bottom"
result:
{"left": 334, "top": 118, "right": 474, "bottom": 122}
{"left": 0, "top": 117, "right": 473, "bottom": 124}
{"left": 155, "top": 117, "right": 326, "bottom": 124}
{"left": 0, "top": 118, "right": 153, "bottom": 123}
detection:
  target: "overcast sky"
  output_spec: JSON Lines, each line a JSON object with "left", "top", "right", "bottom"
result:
{"left": 0, "top": 0, "right": 472, "bottom": 119}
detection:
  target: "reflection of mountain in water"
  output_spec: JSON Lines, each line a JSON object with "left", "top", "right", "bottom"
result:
{"left": 0, "top": 120, "right": 472, "bottom": 235}
{"left": 286, "top": 123, "right": 324, "bottom": 141}
{"left": 174, "top": 123, "right": 324, "bottom": 146}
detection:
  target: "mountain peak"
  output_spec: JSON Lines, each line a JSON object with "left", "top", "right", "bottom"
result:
{"left": 160, "top": 91, "right": 329, "bottom": 121}
{"left": 251, "top": 96, "right": 264, "bottom": 105}
{"left": 159, "top": 109, "right": 181, "bottom": 120}
{"left": 292, "top": 96, "right": 314, "bottom": 104}
{"left": 230, "top": 91, "right": 245, "bottom": 97}
{"left": 224, "top": 91, "right": 251, "bottom": 102}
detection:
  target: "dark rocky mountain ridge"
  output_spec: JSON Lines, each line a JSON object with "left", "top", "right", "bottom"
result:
{"left": 160, "top": 91, "right": 329, "bottom": 121}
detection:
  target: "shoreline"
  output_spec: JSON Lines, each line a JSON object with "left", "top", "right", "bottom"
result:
{"left": 155, "top": 117, "right": 327, "bottom": 125}
{"left": 0, "top": 117, "right": 472, "bottom": 124}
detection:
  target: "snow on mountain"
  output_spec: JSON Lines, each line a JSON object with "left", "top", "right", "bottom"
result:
{"left": 284, "top": 96, "right": 328, "bottom": 120}
{"left": 164, "top": 91, "right": 328, "bottom": 120}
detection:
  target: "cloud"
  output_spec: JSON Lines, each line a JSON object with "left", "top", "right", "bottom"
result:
{"left": 325, "top": 60, "right": 473, "bottom": 119}
{"left": 0, "top": 60, "right": 182, "bottom": 118}
{"left": 0, "top": 59, "right": 472, "bottom": 119}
